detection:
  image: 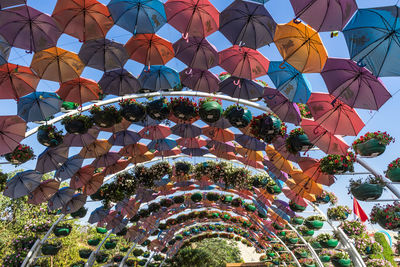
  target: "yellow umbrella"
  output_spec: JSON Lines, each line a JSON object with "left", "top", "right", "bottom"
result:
{"left": 285, "top": 179, "right": 317, "bottom": 201}
{"left": 79, "top": 139, "right": 111, "bottom": 158}
{"left": 265, "top": 145, "right": 294, "bottom": 174}
{"left": 30, "top": 47, "right": 84, "bottom": 82}
{"left": 236, "top": 146, "right": 264, "bottom": 162}
{"left": 274, "top": 21, "right": 327, "bottom": 73}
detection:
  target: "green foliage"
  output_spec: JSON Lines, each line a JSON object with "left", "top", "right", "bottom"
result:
{"left": 373, "top": 232, "right": 396, "bottom": 266}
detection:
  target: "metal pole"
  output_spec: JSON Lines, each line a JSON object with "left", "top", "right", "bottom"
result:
{"left": 21, "top": 239, "right": 40, "bottom": 267}
{"left": 144, "top": 251, "right": 155, "bottom": 267}
{"left": 119, "top": 242, "right": 137, "bottom": 267}
{"left": 273, "top": 234, "right": 301, "bottom": 267}
{"left": 85, "top": 231, "right": 112, "bottom": 267}
{"left": 159, "top": 257, "right": 167, "bottom": 267}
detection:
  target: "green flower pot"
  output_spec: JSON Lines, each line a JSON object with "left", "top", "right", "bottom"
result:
{"left": 96, "top": 227, "right": 107, "bottom": 234}
{"left": 267, "top": 252, "right": 276, "bottom": 258}
{"left": 79, "top": 249, "right": 92, "bottom": 259}
{"left": 272, "top": 260, "right": 280, "bottom": 265}
{"left": 199, "top": 101, "right": 222, "bottom": 123}
{"left": 292, "top": 217, "right": 304, "bottom": 225}
{"left": 320, "top": 255, "right": 331, "bottom": 262}
{"left": 87, "top": 239, "right": 100, "bottom": 246}
{"left": 290, "top": 202, "right": 306, "bottom": 212}
{"left": 287, "top": 237, "right": 299, "bottom": 244}
{"left": 42, "top": 244, "right": 62, "bottom": 256}
{"left": 351, "top": 183, "right": 383, "bottom": 201}
{"left": 354, "top": 138, "right": 386, "bottom": 157}
{"left": 104, "top": 241, "right": 117, "bottom": 250}
{"left": 245, "top": 204, "right": 257, "bottom": 212}
{"left": 295, "top": 251, "right": 309, "bottom": 258}
{"left": 301, "top": 229, "right": 314, "bottom": 236}
{"left": 321, "top": 239, "right": 339, "bottom": 248}
{"left": 386, "top": 167, "right": 400, "bottom": 182}
{"left": 311, "top": 241, "right": 322, "bottom": 249}
{"left": 54, "top": 226, "right": 71, "bottom": 237}
{"left": 288, "top": 134, "right": 314, "bottom": 153}
{"left": 332, "top": 258, "right": 351, "bottom": 267}
{"left": 277, "top": 231, "right": 286, "bottom": 237}
{"left": 304, "top": 264, "right": 316, "bottom": 267}
{"left": 95, "top": 253, "right": 109, "bottom": 264}
{"left": 121, "top": 101, "right": 146, "bottom": 122}
{"left": 273, "top": 223, "right": 285, "bottom": 230}
{"left": 191, "top": 192, "right": 203, "bottom": 202}
{"left": 221, "top": 195, "right": 233, "bottom": 203}
{"left": 225, "top": 106, "right": 252, "bottom": 128}
{"left": 267, "top": 185, "right": 282, "bottom": 195}
{"left": 305, "top": 220, "right": 324, "bottom": 230}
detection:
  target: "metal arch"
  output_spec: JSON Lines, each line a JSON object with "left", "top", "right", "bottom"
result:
{"left": 24, "top": 91, "right": 272, "bottom": 138}
{"left": 85, "top": 231, "right": 113, "bottom": 267}
{"left": 272, "top": 234, "right": 301, "bottom": 267}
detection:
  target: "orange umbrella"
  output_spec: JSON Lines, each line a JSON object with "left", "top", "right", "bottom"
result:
{"left": 0, "top": 63, "right": 39, "bottom": 100}
{"left": 274, "top": 21, "right": 327, "bottom": 73}
{"left": 70, "top": 165, "right": 96, "bottom": 189}
{"left": 237, "top": 156, "right": 264, "bottom": 169}
{"left": 202, "top": 126, "right": 234, "bottom": 142}
{"left": 56, "top": 77, "right": 101, "bottom": 105}
{"left": 102, "top": 118, "right": 132, "bottom": 133}
{"left": 265, "top": 145, "right": 294, "bottom": 174}
{"left": 79, "top": 139, "right": 112, "bottom": 158}
{"left": 209, "top": 148, "right": 236, "bottom": 160}
{"left": 236, "top": 146, "right": 264, "bottom": 162}
{"left": 30, "top": 47, "right": 85, "bottom": 83}
{"left": 254, "top": 188, "right": 273, "bottom": 207}
{"left": 83, "top": 173, "right": 104, "bottom": 195}
{"left": 155, "top": 148, "right": 181, "bottom": 157}
{"left": 27, "top": 179, "right": 60, "bottom": 205}
{"left": 125, "top": 33, "right": 174, "bottom": 67}
{"left": 298, "top": 157, "right": 335, "bottom": 186}
{"left": 287, "top": 175, "right": 323, "bottom": 195}
{"left": 103, "top": 159, "right": 130, "bottom": 176}
{"left": 284, "top": 179, "right": 317, "bottom": 202}
{"left": 119, "top": 143, "right": 148, "bottom": 157}
{"left": 130, "top": 151, "right": 155, "bottom": 164}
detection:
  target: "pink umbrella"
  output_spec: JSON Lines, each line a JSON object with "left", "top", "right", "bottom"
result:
{"left": 28, "top": 179, "right": 60, "bottom": 205}
{"left": 0, "top": 115, "right": 26, "bottom": 156}
{"left": 177, "top": 137, "right": 207, "bottom": 148}
{"left": 298, "top": 157, "right": 335, "bottom": 186}
{"left": 263, "top": 87, "right": 301, "bottom": 125}
{"left": 179, "top": 68, "right": 219, "bottom": 93}
{"left": 139, "top": 125, "right": 171, "bottom": 140}
{"left": 155, "top": 148, "right": 181, "bottom": 157}
{"left": 301, "top": 118, "right": 349, "bottom": 155}
{"left": 282, "top": 187, "right": 308, "bottom": 207}
{"left": 209, "top": 148, "right": 236, "bottom": 160}
{"left": 237, "top": 156, "right": 264, "bottom": 169}
{"left": 202, "top": 126, "right": 235, "bottom": 142}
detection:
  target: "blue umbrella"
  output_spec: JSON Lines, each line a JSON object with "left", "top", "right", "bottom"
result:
{"left": 108, "top": 0, "right": 166, "bottom": 34}
{"left": 54, "top": 155, "right": 84, "bottom": 181}
{"left": 171, "top": 124, "right": 202, "bottom": 138}
{"left": 17, "top": 92, "right": 62, "bottom": 122}
{"left": 268, "top": 61, "right": 311, "bottom": 103}
{"left": 235, "top": 134, "right": 265, "bottom": 151}
{"left": 148, "top": 138, "right": 177, "bottom": 151}
{"left": 270, "top": 206, "right": 291, "bottom": 222}
{"left": 61, "top": 193, "right": 87, "bottom": 214}
{"left": 0, "top": 34, "right": 10, "bottom": 65}
{"left": 108, "top": 130, "right": 141, "bottom": 146}
{"left": 343, "top": 6, "right": 400, "bottom": 77}
{"left": 3, "top": 170, "right": 42, "bottom": 199}
{"left": 138, "top": 65, "right": 181, "bottom": 91}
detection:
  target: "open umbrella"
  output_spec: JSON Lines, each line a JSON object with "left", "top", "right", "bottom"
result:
{"left": 273, "top": 199, "right": 295, "bottom": 218}
{"left": 148, "top": 138, "right": 177, "bottom": 151}
{"left": 48, "top": 187, "right": 75, "bottom": 211}
{"left": 27, "top": 179, "right": 60, "bottom": 205}
{"left": 263, "top": 87, "right": 301, "bottom": 125}
{"left": 70, "top": 165, "right": 95, "bottom": 189}
{"left": 60, "top": 77, "right": 101, "bottom": 106}
{"left": 62, "top": 193, "right": 87, "bottom": 214}
{"left": 108, "top": 130, "right": 141, "bottom": 146}
{"left": 237, "top": 156, "right": 264, "bottom": 169}
{"left": 173, "top": 37, "right": 218, "bottom": 70}
{"left": 274, "top": 21, "right": 327, "bottom": 73}
{"left": 219, "top": 46, "right": 269, "bottom": 80}
{"left": 3, "top": 170, "right": 42, "bottom": 199}
{"left": 307, "top": 92, "right": 365, "bottom": 136}
{"left": 88, "top": 206, "right": 110, "bottom": 224}
{"left": 119, "top": 143, "right": 148, "bottom": 157}
{"left": 0, "top": 0, "right": 26, "bottom": 9}
{"left": 125, "top": 33, "right": 174, "bottom": 67}
{"left": 177, "top": 137, "right": 207, "bottom": 148}
{"left": 298, "top": 157, "right": 335, "bottom": 186}
{"left": 139, "top": 125, "right": 171, "bottom": 140}
{"left": 91, "top": 152, "right": 121, "bottom": 168}
{"left": 79, "top": 140, "right": 112, "bottom": 158}
{"left": 286, "top": 177, "right": 322, "bottom": 195}
{"left": 265, "top": 145, "right": 294, "bottom": 174}
{"left": 202, "top": 126, "right": 234, "bottom": 142}
{"left": 0, "top": 5, "right": 61, "bottom": 52}
{"left": 206, "top": 140, "right": 236, "bottom": 153}
{"left": 219, "top": 76, "right": 264, "bottom": 100}
{"left": 36, "top": 146, "right": 69, "bottom": 174}
{"left": 17, "top": 92, "right": 62, "bottom": 122}
{"left": 236, "top": 146, "right": 264, "bottom": 162}
{"left": 83, "top": 173, "right": 104, "bottom": 195}
{"left": 171, "top": 124, "right": 202, "bottom": 138}
{"left": 103, "top": 159, "right": 130, "bottom": 176}
{"left": 220, "top": 0, "right": 276, "bottom": 49}
{"left": 235, "top": 134, "right": 265, "bottom": 151}
{"left": 0, "top": 115, "right": 26, "bottom": 156}
{"left": 165, "top": 0, "right": 219, "bottom": 38}
{"left": 54, "top": 155, "right": 84, "bottom": 181}
{"left": 179, "top": 68, "right": 219, "bottom": 93}
{"left": 62, "top": 128, "right": 99, "bottom": 147}
{"left": 209, "top": 148, "right": 236, "bottom": 160}
{"left": 102, "top": 118, "right": 132, "bottom": 133}
{"left": 272, "top": 135, "right": 301, "bottom": 163}
{"left": 207, "top": 118, "right": 232, "bottom": 129}
{"left": 263, "top": 159, "right": 289, "bottom": 182}
{"left": 321, "top": 58, "right": 391, "bottom": 110}
{"left": 138, "top": 65, "right": 181, "bottom": 91}
{"left": 99, "top": 68, "right": 141, "bottom": 96}
{"left": 130, "top": 151, "right": 155, "bottom": 164}
{"left": 0, "top": 63, "right": 39, "bottom": 100}
{"left": 30, "top": 47, "right": 85, "bottom": 83}
{"left": 0, "top": 35, "right": 10, "bottom": 65}
{"left": 181, "top": 148, "right": 208, "bottom": 157}
{"left": 284, "top": 179, "right": 316, "bottom": 202}
{"left": 108, "top": 0, "right": 166, "bottom": 34}
{"left": 78, "top": 38, "right": 128, "bottom": 72}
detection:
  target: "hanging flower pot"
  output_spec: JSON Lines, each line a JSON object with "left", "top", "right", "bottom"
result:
{"left": 266, "top": 182, "right": 282, "bottom": 195}
{"left": 70, "top": 207, "right": 88, "bottom": 218}
{"left": 289, "top": 201, "right": 306, "bottom": 212}
{"left": 96, "top": 227, "right": 107, "bottom": 234}
{"left": 61, "top": 101, "right": 78, "bottom": 112}
{"left": 223, "top": 105, "right": 252, "bottom": 128}
{"left": 41, "top": 242, "right": 62, "bottom": 256}
{"left": 4, "top": 144, "right": 35, "bottom": 165}
{"left": 315, "top": 191, "right": 337, "bottom": 205}
{"left": 90, "top": 105, "right": 122, "bottom": 128}
{"left": 113, "top": 255, "right": 123, "bottom": 263}
{"left": 173, "top": 195, "right": 185, "bottom": 204}
{"left": 286, "top": 128, "right": 314, "bottom": 154}
{"left": 61, "top": 114, "right": 93, "bottom": 134}
{"left": 299, "top": 226, "right": 314, "bottom": 237}
{"left": 327, "top": 206, "right": 351, "bottom": 221}
{"left": 126, "top": 259, "right": 136, "bottom": 266}
{"left": 385, "top": 157, "right": 400, "bottom": 182}
{"left": 352, "top": 131, "right": 393, "bottom": 157}
{"left": 87, "top": 238, "right": 100, "bottom": 246}
{"left": 244, "top": 203, "right": 257, "bottom": 212}
{"left": 95, "top": 252, "right": 109, "bottom": 263}
{"left": 79, "top": 249, "right": 92, "bottom": 259}
{"left": 219, "top": 72, "right": 231, "bottom": 81}
{"left": 231, "top": 198, "right": 242, "bottom": 207}
{"left": 133, "top": 248, "right": 144, "bottom": 257}
{"left": 199, "top": 98, "right": 223, "bottom": 123}
{"left": 319, "top": 152, "right": 356, "bottom": 175}
{"left": 311, "top": 241, "right": 322, "bottom": 249}
{"left": 116, "top": 227, "right": 128, "bottom": 236}
{"left": 138, "top": 208, "right": 150, "bottom": 218}
{"left": 169, "top": 97, "right": 198, "bottom": 121}
{"left": 174, "top": 161, "right": 193, "bottom": 177}
{"left": 316, "top": 233, "right": 339, "bottom": 249}
{"left": 37, "top": 125, "right": 64, "bottom": 147}
{"left": 148, "top": 202, "right": 161, "bottom": 213}
{"left": 104, "top": 240, "right": 117, "bottom": 250}
{"left": 250, "top": 113, "right": 285, "bottom": 143}
{"left": 299, "top": 258, "right": 316, "bottom": 267}
{"left": 206, "top": 192, "right": 220, "bottom": 202}
{"left": 146, "top": 98, "right": 170, "bottom": 120}
{"left": 277, "top": 231, "right": 286, "bottom": 237}
{"left": 294, "top": 248, "right": 309, "bottom": 258}
{"left": 305, "top": 216, "right": 325, "bottom": 230}
{"left": 331, "top": 252, "right": 352, "bottom": 267}
{"left": 119, "top": 99, "right": 146, "bottom": 122}
{"left": 350, "top": 181, "right": 384, "bottom": 201}
{"left": 272, "top": 223, "right": 285, "bottom": 230}
{"left": 285, "top": 232, "right": 299, "bottom": 244}
{"left": 190, "top": 192, "right": 203, "bottom": 202}
{"left": 53, "top": 224, "right": 72, "bottom": 237}
{"left": 221, "top": 195, "right": 233, "bottom": 203}
{"left": 370, "top": 202, "right": 400, "bottom": 231}
{"left": 160, "top": 198, "right": 174, "bottom": 207}
{"left": 291, "top": 216, "right": 304, "bottom": 225}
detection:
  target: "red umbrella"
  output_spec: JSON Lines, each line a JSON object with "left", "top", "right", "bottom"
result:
{"left": 70, "top": 165, "right": 96, "bottom": 189}
{"left": 237, "top": 156, "right": 264, "bottom": 169}
{"left": 139, "top": 125, "right": 171, "bottom": 140}
{"left": 0, "top": 115, "right": 26, "bottom": 156}
{"left": 165, "top": 0, "right": 219, "bottom": 38}
{"left": 119, "top": 143, "right": 148, "bottom": 157}
{"left": 298, "top": 157, "right": 335, "bottom": 186}
{"left": 28, "top": 179, "right": 60, "bottom": 205}
{"left": 155, "top": 148, "right": 181, "bottom": 157}
{"left": 0, "top": 63, "right": 39, "bottom": 100}
{"left": 301, "top": 118, "right": 349, "bottom": 155}
{"left": 202, "top": 126, "right": 234, "bottom": 142}
{"left": 307, "top": 92, "right": 365, "bottom": 136}
{"left": 209, "top": 148, "right": 236, "bottom": 160}
{"left": 282, "top": 187, "right": 310, "bottom": 206}
{"left": 56, "top": 77, "right": 101, "bottom": 105}
{"left": 219, "top": 45, "right": 269, "bottom": 80}
{"left": 103, "top": 159, "right": 130, "bottom": 176}
{"left": 177, "top": 137, "right": 207, "bottom": 148}
{"left": 83, "top": 173, "right": 104, "bottom": 195}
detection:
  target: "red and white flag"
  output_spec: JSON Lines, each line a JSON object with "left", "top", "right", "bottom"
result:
{"left": 353, "top": 198, "right": 368, "bottom": 222}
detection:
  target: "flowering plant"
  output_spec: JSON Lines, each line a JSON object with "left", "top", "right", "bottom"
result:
{"left": 61, "top": 113, "right": 93, "bottom": 133}
{"left": 352, "top": 131, "right": 393, "bottom": 148}
{"left": 0, "top": 172, "right": 7, "bottom": 191}
{"left": 174, "top": 161, "right": 193, "bottom": 177}
{"left": 119, "top": 98, "right": 138, "bottom": 107}
{"left": 365, "top": 259, "right": 393, "bottom": 267}
{"left": 249, "top": 113, "right": 285, "bottom": 143}
{"left": 89, "top": 105, "right": 122, "bottom": 127}
{"left": 316, "top": 233, "right": 335, "bottom": 243}
{"left": 354, "top": 237, "right": 383, "bottom": 255}
{"left": 12, "top": 236, "right": 36, "bottom": 251}
{"left": 285, "top": 231, "right": 298, "bottom": 239}
{"left": 294, "top": 247, "right": 309, "bottom": 255}
{"left": 38, "top": 125, "right": 63, "bottom": 140}
{"left": 319, "top": 152, "right": 356, "bottom": 175}
{"left": 320, "top": 249, "right": 336, "bottom": 257}
{"left": 370, "top": 202, "right": 400, "bottom": 230}
{"left": 2, "top": 253, "right": 27, "bottom": 266}
{"left": 4, "top": 144, "right": 35, "bottom": 165}
{"left": 348, "top": 175, "right": 386, "bottom": 195}
{"left": 224, "top": 166, "right": 250, "bottom": 189}
{"left": 193, "top": 161, "right": 227, "bottom": 183}
{"left": 306, "top": 215, "right": 325, "bottom": 222}
{"left": 327, "top": 206, "right": 352, "bottom": 221}
{"left": 169, "top": 97, "right": 198, "bottom": 121}
{"left": 272, "top": 243, "right": 284, "bottom": 251}
{"left": 279, "top": 252, "right": 293, "bottom": 262}
{"left": 297, "top": 103, "right": 312, "bottom": 118}
{"left": 299, "top": 258, "right": 314, "bottom": 266}
{"left": 386, "top": 157, "right": 400, "bottom": 173}
{"left": 340, "top": 220, "right": 366, "bottom": 237}
{"left": 332, "top": 250, "right": 350, "bottom": 260}
{"left": 199, "top": 97, "right": 222, "bottom": 106}
{"left": 316, "top": 191, "right": 338, "bottom": 206}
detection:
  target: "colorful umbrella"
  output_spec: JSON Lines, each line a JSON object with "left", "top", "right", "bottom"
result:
{"left": 0, "top": 5, "right": 61, "bottom": 52}
{"left": 219, "top": 76, "right": 264, "bottom": 100}
{"left": 130, "top": 151, "right": 155, "bottom": 164}
{"left": 298, "top": 157, "right": 335, "bottom": 186}
{"left": 165, "top": 0, "right": 219, "bottom": 38}
{"left": 263, "top": 87, "right": 301, "bottom": 125}
{"left": 287, "top": 176, "right": 322, "bottom": 195}
{"left": 138, "top": 65, "right": 181, "bottom": 91}
{"left": 3, "top": 170, "right": 42, "bottom": 199}
{"left": 62, "top": 193, "right": 87, "bottom": 214}
{"left": 177, "top": 137, "right": 207, "bottom": 148}
{"left": 0, "top": 115, "right": 26, "bottom": 156}
{"left": 48, "top": 187, "right": 75, "bottom": 211}
{"left": 209, "top": 149, "right": 236, "bottom": 160}
{"left": 274, "top": 21, "right": 327, "bottom": 73}
{"left": 219, "top": 46, "right": 269, "bottom": 80}
{"left": 237, "top": 156, "right": 264, "bottom": 169}
{"left": 102, "top": 118, "right": 132, "bottom": 133}
{"left": 307, "top": 92, "right": 365, "bottom": 136}
{"left": 202, "top": 126, "right": 235, "bottom": 142}
{"left": 321, "top": 58, "right": 391, "bottom": 110}
{"left": 220, "top": 0, "right": 276, "bottom": 49}
{"left": 236, "top": 146, "right": 264, "bottom": 162}
{"left": 206, "top": 140, "right": 236, "bottom": 153}
{"left": 125, "top": 33, "right": 174, "bottom": 67}
{"left": 54, "top": 155, "right": 84, "bottom": 181}
{"left": 282, "top": 187, "right": 310, "bottom": 206}
{"left": 27, "top": 179, "right": 60, "bottom": 205}
{"left": 235, "top": 134, "right": 265, "bottom": 151}
{"left": 284, "top": 179, "right": 316, "bottom": 202}
{"left": 148, "top": 138, "right": 177, "bottom": 151}
{"left": 171, "top": 124, "right": 202, "bottom": 138}
{"left": 272, "top": 135, "right": 302, "bottom": 163}
{"left": 0, "top": 0, "right": 26, "bottom": 9}
{"left": 79, "top": 139, "right": 112, "bottom": 158}
{"left": 0, "top": 35, "right": 10, "bottom": 66}
{"left": 78, "top": 38, "right": 128, "bottom": 72}
{"left": 52, "top": 0, "right": 113, "bottom": 41}
{"left": 30, "top": 47, "right": 85, "bottom": 83}
{"left": 265, "top": 145, "right": 294, "bottom": 174}
{"left": 99, "top": 68, "right": 141, "bottom": 96}
{"left": 273, "top": 199, "right": 295, "bottom": 218}
{"left": 88, "top": 206, "right": 110, "bottom": 224}
{"left": 17, "top": 92, "right": 62, "bottom": 122}
{"left": 119, "top": 143, "right": 148, "bottom": 157}
{"left": 83, "top": 173, "right": 104, "bottom": 195}
{"left": 0, "top": 63, "right": 39, "bottom": 100}
{"left": 62, "top": 128, "right": 99, "bottom": 147}
{"left": 179, "top": 68, "right": 219, "bottom": 93}
{"left": 139, "top": 125, "right": 171, "bottom": 140}
{"left": 35, "top": 146, "right": 69, "bottom": 174}
{"left": 70, "top": 165, "right": 95, "bottom": 189}
{"left": 108, "top": 0, "right": 166, "bottom": 34}
{"left": 91, "top": 152, "right": 121, "bottom": 168}
{"left": 207, "top": 118, "right": 232, "bottom": 129}
{"left": 103, "top": 159, "right": 130, "bottom": 176}
{"left": 263, "top": 159, "right": 289, "bottom": 182}
{"left": 108, "top": 130, "right": 141, "bottom": 146}
{"left": 173, "top": 37, "right": 218, "bottom": 70}
{"left": 181, "top": 148, "right": 208, "bottom": 157}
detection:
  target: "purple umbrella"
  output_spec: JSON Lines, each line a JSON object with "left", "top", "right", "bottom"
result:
{"left": 321, "top": 58, "right": 391, "bottom": 110}
{"left": 89, "top": 206, "right": 110, "bottom": 224}
{"left": 0, "top": 5, "right": 61, "bottom": 52}
{"left": 220, "top": 0, "right": 276, "bottom": 49}
{"left": 263, "top": 87, "right": 301, "bottom": 125}
{"left": 180, "top": 68, "right": 219, "bottom": 93}
{"left": 263, "top": 159, "right": 289, "bottom": 182}
{"left": 207, "top": 117, "right": 232, "bottom": 129}
{"left": 35, "top": 146, "right": 69, "bottom": 174}
{"left": 108, "top": 130, "right": 141, "bottom": 146}
{"left": 62, "top": 128, "right": 99, "bottom": 147}
{"left": 235, "top": 134, "right": 266, "bottom": 151}
{"left": 61, "top": 193, "right": 87, "bottom": 214}
{"left": 91, "top": 152, "right": 121, "bottom": 168}
{"left": 273, "top": 199, "right": 295, "bottom": 218}
{"left": 219, "top": 77, "right": 263, "bottom": 100}
{"left": 171, "top": 124, "right": 202, "bottom": 138}
{"left": 173, "top": 37, "right": 218, "bottom": 70}
{"left": 289, "top": 0, "right": 357, "bottom": 32}
{"left": 54, "top": 155, "right": 84, "bottom": 181}
{"left": 182, "top": 148, "right": 209, "bottom": 157}
{"left": 272, "top": 136, "right": 302, "bottom": 163}
{"left": 3, "top": 170, "right": 42, "bottom": 199}
{"left": 0, "top": 115, "right": 26, "bottom": 156}
{"left": 0, "top": 0, "right": 26, "bottom": 9}
{"left": 206, "top": 140, "right": 236, "bottom": 153}
{"left": 98, "top": 68, "right": 141, "bottom": 96}
{"left": 48, "top": 187, "right": 75, "bottom": 211}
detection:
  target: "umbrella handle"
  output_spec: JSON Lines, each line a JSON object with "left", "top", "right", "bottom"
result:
{"left": 279, "top": 62, "right": 286, "bottom": 70}
{"left": 25, "top": 50, "right": 33, "bottom": 54}
{"left": 182, "top": 32, "right": 189, "bottom": 41}
{"left": 185, "top": 68, "right": 193, "bottom": 75}
{"left": 233, "top": 79, "right": 241, "bottom": 88}
{"left": 357, "top": 61, "right": 366, "bottom": 68}
{"left": 293, "top": 18, "right": 301, "bottom": 24}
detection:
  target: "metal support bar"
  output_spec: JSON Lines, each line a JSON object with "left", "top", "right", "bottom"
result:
{"left": 144, "top": 252, "right": 155, "bottom": 267}
{"left": 119, "top": 242, "right": 137, "bottom": 267}
{"left": 273, "top": 234, "right": 301, "bottom": 267}
{"left": 364, "top": 199, "right": 400, "bottom": 202}
{"left": 85, "top": 231, "right": 112, "bottom": 267}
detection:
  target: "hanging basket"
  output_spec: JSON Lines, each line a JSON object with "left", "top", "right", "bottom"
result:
{"left": 87, "top": 239, "right": 100, "bottom": 246}
{"left": 199, "top": 99, "right": 223, "bottom": 123}
{"left": 224, "top": 106, "right": 252, "bottom": 128}
{"left": 273, "top": 223, "right": 285, "bottom": 230}
{"left": 146, "top": 98, "right": 170, "bottom": 120}
{"left": 266, "top": 184, "right": 282, "bottom": 195}
{"left": 41, "top": 243, "right": 62, "bottom": 256}
{"left": 354, "top": 138, "right": 386, "bottom": 157}
{"left": 4, "top": 144, "right": 35, "bottom": 165}
{"left": 386, "top": 167, "right": 400, "bottom": 182}
{"left": 96, "top": 227, "right": 107, "bottom": 234}
{"left": 62, "top": 115, "right": 93, "bottom": 134}
{"left": 311, "top": 241, "right": 322, "bottom": 249}
{"left": 301, "top": 229, "right": 315, "bottom": 237}
{"left": 295, "top": 251, "right": 309, "bottom": 258}
{"left": 90, "top": 106, "right": 122, "bottom": 128}
{"left": 120, "top": 100, "right": 146, "bottom": 122}
{"left": 321, "top": 239, "right": 339, "bottom": 248}
{"left": 169, "top": 98, "right": 198, "bottom": 121}
{"left": 332, "top": 258, "right": 352, "bottom": 267}
{"left": 190, "top": 192, "right": 203, "bottom": 202}
{"left": 286, "top": 130, "right": 314, "bottom": 154}
{"left": 287, "top": 237, "right": 299, "bottom": 244}
{"left": 221, "top": 195, "right": 233, "bottom": 203}
{"left": 79, "top": 249, "right": 92, "bottom": 259}
{"left": 290, "top": 202, "right": 306, "bottom": 212}
{"left": 250, "top": 114, "right": 282, "bottom": 143}
{"left": 37, "top": 126, "right": 64, "bottom": 147}
{"left": 305, "top": 220, "right": 324, "bottom": 230}
{"left": 292, "top": 217, "right": 304, "bottom": 225}
{"left": 70, "top": 207, "right": 88, "bottom": 218}
{"left": 315, "top": 195, "right": 331, "bottom": 205}
{"left": 351, "top": 183, "right": 383, "bottom": 201}
{"left": 320, "top": 255, "right": 331, "bottom": 263}
{"left": 95, "top": 252, "right": 109, "bottom": 263}
{"left": 173, "top": 195, "right": 185, "bottom": 204}
{"left": 113, "top": 255, "right": 123, "bottom": 263}
{"left": 126, "top": 259, "right": 136, "bottom": 267}
{"left": 53, "top": 225, "right": 72, "bottom": 237}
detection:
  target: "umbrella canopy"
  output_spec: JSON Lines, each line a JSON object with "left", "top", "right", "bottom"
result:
{"left": 287, "top": 176, "right": 323, "bottom": 195}
{"left": 91, "top": 151, "right": 121, "bottom": 168}
{"left": 177, "top": 137, "right": 207, "bottom": 148}
{"left": 268, "top": 61, "right": 311, "bottom": 103}
{"left": 0, "top": 0, "right": 26, "bottom": 9}
{"left": 307, "top": 92, "right": 365, "bottom": 136}
{"left": 220, "top": 0, "right": 276, "bottom": 49}
{"left": 108, "top": 0, "right": 166, "bottom": 34}
{"left": 207, "top": 117, "right": 232, "bottom": 129}
{"left": 62, "top": 193, "right": 87, "bottom": 214}
{"left": 171, "top": 124, "right": 202, "bottom": 138}
{"left": 27, "top": 179, "right": 60, "bottom": 205}
{"left": 265, "top": 145, "right": 294, "bottom": 174}
{"left": 125, "top": 33, "right": 174, "bottom": 66}
{"left": 52, "top": 0, "right": 114, "bottom": 42}
{"left": 274, "top": 21, "right": 327, "bottom": 73}
{"left": 17, "top": 92, "right": 62, "bottom": 122}
{"left": 99, "top": 68, "right": 141, "bottom": 96}
{"left": 83, "top": 173, "right": 104, "bottom": 195}
{"left": 54, "top": 155, "right": 84, "bottom": 181}
{"left": 289, "top": 0, "right": 357, "bottom": 32}
{"left": 206, "top": 140, "right": 236, "bottom": 153}
{"left": 298, "top": 157, "right": 335, "bottom": 186}
{"left": 179, "top": 68, "right": 219, "bottom": 93}
{"left": 78, "top": 38, "right": 128, "bottom": 71}
{"left": 138, "top": 65, "right": 181, "bottom": 91}
{"left": 272, "top": 135, "right": 301, "bottom": 163}
{"left": 48, "top": 187, "right": 75, "bottom": 211}
{"left": 0, "top": 35, "right": 10, "bottom": 66}
{"left": 102, "top": 118, "right": 132, "bottom": 133}
{"left": 57, "top": 77, "right": 101, "bottom": 105}
{"left": 343, "top": 6, "right": 400, "bottom": 77}
{"left": 173, "top": 37, "right": 218, "bottom": 70}
{"left": 70, "top": 165, "right": 95, "bottom": 189}
{"left": 301, "top": 118, "right": 349, "bottom": 155}
{"left": 130, "top": 151, "right": 155, "bottom": 164}
{"left": 0, "top": 115, "right": 26, "bottom": 156}
{"left": 0, "top": 5, "right": 61, "bottom": 52}
{"left": 108, "top": 130, "right": 141, "bottom": 146}
{"left": 0, "top": 63, "right": 39, "bottom": 100}
{"left": 79, "top": 139, "right": 112, "bottom": 158}
{"left": 236, "top": 146, "right": 264, "bottom": 162}
{"left": 139, "top": 125, "right": 171, "bottom": 140}
{"left": 209, "top": 149, "right": 236, "bottom": 160}
{"left": 321, "top": 58, "right": 391, "bottom": 110}
{"left": 263, "top": 159, "right": 289, "bottom": 182}
{"left": 181, "top": 148, "right": 208, "bottom": 157}
{"left": 148, "top": 138, "right": 177, "bottom": 151}
{"left": 3, "top": 170, "right": 42, "bottom": 199}
{"left": 89, "top": 206, "right": 110, "bottom": 224}
{"left": 119, "top": 143, "right": 148, "bottom": 157}
{"left": 202, "top": 126, "right": 235, "bottom": 142}
{"left": 235, "top": 134, "right": 265, "bottom": 151}
{"left": 238, "top": 156, "right": 264, "bottom": 169}
{"left": 103, "top": 159, "right": 130, "bottom": 176}
{"left": 63, "top": 128, "right": 99, "bottom": 147}
{"left": 30, "top": 47, "right": 85, "bottom": 83}
{"left": 219, "top": 76, "right": 264, "bottom": 100}
{"left": 284, "top": 179, "right": 316, "bottom": 202}
{"left": 273, "top": 199, "right": 295, "bottom": 218}
{"left": 36, "top": 146, "right": 69, "bottom": 174}
{"left": 219, "top": 45, "right": 269, "bottom": 80}
{"left": 263, "top": 87, "right": 301, "bottom": 125}
{"left": 165, "top": 0, "right": 219, "bottom": 38}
